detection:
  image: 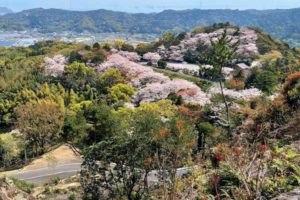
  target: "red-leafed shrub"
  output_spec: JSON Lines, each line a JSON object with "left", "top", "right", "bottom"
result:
{"left": 282, "top": 71, "right": 300, "bottom": 108}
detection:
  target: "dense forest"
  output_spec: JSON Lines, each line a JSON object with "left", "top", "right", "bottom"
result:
{"left": 1, "top": 8, "right": 300, "bottom": 45}
{"left": 0, "top": 24, "right": 300, "bottom": 199}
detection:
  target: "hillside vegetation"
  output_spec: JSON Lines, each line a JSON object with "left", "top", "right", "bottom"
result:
{"left": 0, "top": 25, "right": 300, "bottom": 199}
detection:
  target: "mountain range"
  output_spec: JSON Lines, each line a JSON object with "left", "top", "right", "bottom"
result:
{"left": 0, "top": 8, "right": 300, "bottom": 44}
{"left": 0, "top": 7, "right": 12, "bottom": 15}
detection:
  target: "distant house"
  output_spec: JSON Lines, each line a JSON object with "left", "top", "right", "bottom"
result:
{"left": 236, "top": 63, "right": 251, "bottom": 77}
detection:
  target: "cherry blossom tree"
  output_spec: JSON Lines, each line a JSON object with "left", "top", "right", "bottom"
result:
{"left": 209, "top": 86, "right": 262, "bottom": 100}
{"left": 98, "top": 55, "right": 210, "bottom": 106}
{"left": 133, "top": 79, "right": 210, "bottom": 105}
{"left": 158, "top": 28, "right": 259, "bottom": 63}
{"left": 44, "top": 55, "right": 67, "bottom": 77}
{"left": 143, "top": 52, "right": 161, "bottom": 64}
{"left": 117, "top": 51, "right": 141, "bottom": 62}
{"left": 131, "top": 71, "right": 170, "bottom": 88}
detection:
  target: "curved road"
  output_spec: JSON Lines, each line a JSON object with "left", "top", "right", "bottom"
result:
{"left": 9, "top": 162, "right": 191, "bottom": 185}
{"left": 10, "top": 163, "right": 82, "bottom": 185}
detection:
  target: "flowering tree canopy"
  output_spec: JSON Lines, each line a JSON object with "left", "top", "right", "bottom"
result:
{"left": 44, "top": 55, "right": 68, "bottom": 77}
{"left": 143, "top": 52, "right": 161, "bottom": 63}
{"left": 98, "top": 54, "right": 210, "bottom": 105}
{"left": 159, "top": 28, "right": 259, "bottom": 62}
{"left": 134, "top": 79, "right": 210, "bottom": 105}
{"left": 209, "top": 86, "right": 262, "bottom": 100}
{"left": 117, "top": 51, "right": 141, "bottom": 62}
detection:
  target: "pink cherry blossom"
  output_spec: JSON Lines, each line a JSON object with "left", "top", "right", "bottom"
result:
{"left": 98, "top": 54, "right": 210, "bottom": 105}
{"left": 44, "top": 55, "right": 67, "bottom": 77}
{"left": 143, "top": 52, "right": 161, "bottom": 63}
{"left": 131, "top": 71, "right": 170, "bottom": 88}
{"left": 209, "top": 86, "right": 262, "bottom": 100}
{"left": 134, "top": 79, "right": 210, "bottom": 105}
{"left": 117, "top": 51, "right": 141, "bottom": 62}
{"left": 97, "top": 54, "right": 153, "bottom": 78}
{"left": 159, "top": 28, "right": 259, "bottom": 62}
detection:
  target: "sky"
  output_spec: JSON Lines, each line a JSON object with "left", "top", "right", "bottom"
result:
{"left": 1, "top": 0, "right": 300, "bottom": 13}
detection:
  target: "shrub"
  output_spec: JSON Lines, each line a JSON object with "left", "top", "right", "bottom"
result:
{"left": 101, "top": 43, "right": 111, "bottom": 51}
{"left": 157, "top": 59, "right": 167, "bottom": 69}
{"left": 226, "top": 79, "right": 245, "bottom": 90}
{"left": 91, "top": 53, "right": 105, "bottom": 64}
{"left": 43, "top": 186, "right": 51, "bottom": 194}
{"left": 97, "top": 68, "right": 126, "bottom": 93}
{"left": 84, "top": 45, "right": 91, "bottom": 51}
{"left": 156, "top": 32, "right": 180, "bottom": 48}
{"left": 69, "top": 51, "right": 83, "bottom": 63}
{"left": 69, "top": 193, "right": 76, "bottom": 200}
{"left": 282, "top": 71, "right": 300, "bottom": 108}
{"left": 135, "top": 43, "right": 155, "bottom": 55}
{"left": 197, "top": 122, "right": 216, "bottom": 152}
{"left": 246, "top": 69, "right": 277, "bottom": 93}
{"left": 198, "top": 122, "right": 215, "bottom": 135}
{"left": 121, "top": 43, "right": 135, "bottom": 52}
{"left": 183, "top": 50, "right": 198, "bottom": 63}
{"left": 0, "top": 134, "right": 23, "bottom": 168}
{"left": 64, "top": 62, "right": 96, "bottom": 90}
{"left": 109, "top": 83, "right": 137, "bottom": 103}
{"left": 167, "top": 92, "right": 183, "bottom": 105}
{"left": 51, "top": 177, "right": 61, "bottom": 185}
{"left": 11, "top": 178, "right": 34, "bottom": 194}
{"left": 191, "top": 26, "right": 204, "bottom": 35}
{"left": 15, "top": 100, "right": 64, "bottom": 155}
{"left": 262, "top": 144, "right": 300, "bottom": 198}
{"left": 92, "top": 42, "right": 100, "bottom": 49}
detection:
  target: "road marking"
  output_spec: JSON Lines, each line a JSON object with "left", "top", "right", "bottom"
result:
{"left": 13, "top": 162, "right": 82, "bottom": 174}
{"left": 18, "top": 170, "right": 80, "bottom": 181}
{"left": 12, "top": 162, "right": 192, "bottom": 183}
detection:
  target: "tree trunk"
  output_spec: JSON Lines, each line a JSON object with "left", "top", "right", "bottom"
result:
{"left": 24, "top": 147, "right": 28, "bottom": 164}
{"left": 169, "top": 170, "right": 177, "bottom": 200}
{"left": 197, "top": 131, "right": 206, "bottom": 157}
{"left": 143, "top": 171, "right": 149, "bottom": 194}
{"left": 219, "top": 81, "right": 232, "bottom": 138}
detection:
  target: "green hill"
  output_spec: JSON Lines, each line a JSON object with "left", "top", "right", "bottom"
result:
{"left": 1, "top": 8, "right": 300, "bottom": 45}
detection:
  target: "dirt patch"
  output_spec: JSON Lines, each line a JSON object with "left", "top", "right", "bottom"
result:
{"left": 23, "top": 145, "right": 82, "bottom": 171}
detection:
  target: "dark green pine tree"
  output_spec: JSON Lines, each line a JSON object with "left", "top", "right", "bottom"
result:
{"left": 204, "top": 30, "right": 238, "bottom": 138}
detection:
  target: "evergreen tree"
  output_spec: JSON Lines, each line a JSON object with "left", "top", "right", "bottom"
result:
{"left": 203, "top": 30, "right": 238, "bottom": 138}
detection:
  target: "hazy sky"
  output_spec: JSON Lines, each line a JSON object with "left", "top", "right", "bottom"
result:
{"left": 1, "top": 0, "right": 300, "bottom": 12}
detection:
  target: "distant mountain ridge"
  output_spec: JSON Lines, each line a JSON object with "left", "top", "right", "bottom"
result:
{"left": 0, "top": 7, "right": 12, "bottom": 15}
{"left": 0, "top": 8, "right": 300, "bottom": 44}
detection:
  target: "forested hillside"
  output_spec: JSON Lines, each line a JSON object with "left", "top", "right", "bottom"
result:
{"left": 1, "top": 8, "right": 300, "bottom": 44}
{"left": 0, "top": 25, "right": 300, "bottom": 199}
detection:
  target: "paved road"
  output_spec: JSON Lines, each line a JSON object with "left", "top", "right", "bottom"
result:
{"left": 9, "top": 161, "right": 192, "bottom": 185}
{"left": 10, "top": 162, "right": 82, "bottom": 185}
